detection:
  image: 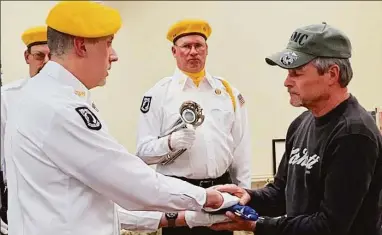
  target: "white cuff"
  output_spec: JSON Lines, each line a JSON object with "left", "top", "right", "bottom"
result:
{"left": 185, "top": 211, "right": 231, "bottom": 228}
{"left": 118, "top": 206, "right": 162, "bottom": 232}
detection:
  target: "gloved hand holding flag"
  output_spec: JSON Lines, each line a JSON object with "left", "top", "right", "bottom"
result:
{"left": 203, "top": 191, "right": 259, "bottom": 221}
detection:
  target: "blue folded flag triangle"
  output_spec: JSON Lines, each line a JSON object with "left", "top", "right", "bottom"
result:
{"left": 213, "top": 204, "right": 259, "bottom": 221}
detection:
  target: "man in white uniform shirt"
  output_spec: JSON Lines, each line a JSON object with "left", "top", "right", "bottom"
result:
{"left": 1, "top": 25, "right": 49, "bottom": 233}
{"left": 3, "top": 3, "right": 237, "bottom": 235}
{"left": 136, "top": 19, "right": 252, "bottom": 235}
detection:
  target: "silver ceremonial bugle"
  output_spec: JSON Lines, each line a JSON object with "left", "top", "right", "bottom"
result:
{"left": 144, "top": 100, "right": 205, "bottom": 165}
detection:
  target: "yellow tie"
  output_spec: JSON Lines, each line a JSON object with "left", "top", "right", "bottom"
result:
{"left": 182, "top": 69, "right": 206, "bottom": 87}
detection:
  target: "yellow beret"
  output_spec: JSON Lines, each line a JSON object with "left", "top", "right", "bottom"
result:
{"left": 167, "top": 19, "right": 212, "bottom": 43}
{"left": 46, "top": 1, "right": 122, "bottom": 38}
{"left": 21, "top": 26, "right": 47, "bottom": 47}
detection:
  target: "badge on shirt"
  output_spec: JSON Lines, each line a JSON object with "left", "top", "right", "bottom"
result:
{"left": 75, "top": 90, "right": 86, "bottom": 97}
{"left": 75, "top": 106, "right": 102, "bottom": 130}
{"left": 215, "top": 88, "right": 222, "bottom": 95}
{"left": 140, "top": 96, "right": 152, "bottom": 114}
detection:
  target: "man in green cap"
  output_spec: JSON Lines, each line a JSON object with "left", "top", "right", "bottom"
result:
{"left": 209, "top": 22, "right": 382, "bottom": 235}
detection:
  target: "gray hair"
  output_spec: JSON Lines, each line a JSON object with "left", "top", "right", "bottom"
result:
{"left": 311, "top": 57, "right": 353, "bottom": 88}
{"left": 47, "top": 27, "right": 74, "bottom": 57}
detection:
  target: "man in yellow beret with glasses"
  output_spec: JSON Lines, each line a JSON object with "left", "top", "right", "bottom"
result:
{"left": 135, "top": 19, "right": 252, "bottom": 235}
{"left": 22, "top": 26, "right": 50, "bottom": 77}
{"left": 3, "top": 2, "right": 240, "bottom": 235}
{"left": 0, "top": 25, "right": 49, "bottom": 233}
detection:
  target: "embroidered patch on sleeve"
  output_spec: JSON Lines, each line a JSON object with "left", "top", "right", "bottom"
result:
{"left": 140, "top": 96, "right": 152, "bottom": 113}
{"left": 238, "top": 94, "right": 245, "bottom": 107}
{"left": 75, "top": 106, "right": 102, "bottom": 130}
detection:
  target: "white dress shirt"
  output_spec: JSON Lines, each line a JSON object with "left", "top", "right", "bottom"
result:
{"left": 136, "top": 68, "right": 252, "bottom": 188}
{"left": 1, "top": 78, "right": 29, "bottom": 184}
{"left": 3, "top": 61, "right": 207, "bottom": 235}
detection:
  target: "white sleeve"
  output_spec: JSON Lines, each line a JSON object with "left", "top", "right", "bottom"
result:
{"left": 1, "top": 93, "right": 7, "bottom": 182}
{"left": 135, "top": 89, "right": 171, "bottom": 162}
{"left": 117, "top": 205, "right": 162, "bottom": 232}
{"left": 42, "top": 103, "right": 206, "bottom": 212}
{"left": 228, "top": 90, "right": 252, "bottom": 188}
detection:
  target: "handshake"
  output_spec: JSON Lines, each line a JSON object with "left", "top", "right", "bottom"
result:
{"left": 184, "top": 184, "right": 258, "bottom": 231}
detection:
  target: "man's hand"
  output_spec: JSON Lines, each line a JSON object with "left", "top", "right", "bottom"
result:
{"left": 213, "top": 184, "right": 251, "bottom": 205}
{"left": 204, "top": 192, "right": 240, "bottom": 212}
{"left": 203, "top": 188, "right": 224, "bottom": 209}
{"left": 210, "top": 211, "right": 256, "bottom": 232}
{"left": 185, "top": 211, "right": 231, "bottom": 228}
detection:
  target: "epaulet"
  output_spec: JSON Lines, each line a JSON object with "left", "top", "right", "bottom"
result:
{"left": 150, "top": 77, "right": 172, "bottom": 90}
{"left": 214, "top": 76, "right": 236, "bottom": 112}
{"left": 155, "top": 76, "right": 173, "bottom": 87}
{"left": 1, "top": 78, "right": 28, "bottom": 93}
{"left": 146, "top": 76, "right": 172, "bottom": 94}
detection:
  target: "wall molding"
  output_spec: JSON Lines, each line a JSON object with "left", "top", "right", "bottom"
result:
{"left": 251, "top": 174, "right": 274, "bottom": 182}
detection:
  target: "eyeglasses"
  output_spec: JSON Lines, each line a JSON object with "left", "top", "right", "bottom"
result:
{"left": 30, "top": 52, "right": 51, "bottom": 61}
{"left": 175, "top": 43, "right": 206, "bottom": 53}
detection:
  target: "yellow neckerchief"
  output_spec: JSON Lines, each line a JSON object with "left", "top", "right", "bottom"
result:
{"left": 181, "top": 69, "right": 237, "bottom": 112}
{"left": 181, "top": 69, "right": 206, "bottom": 87}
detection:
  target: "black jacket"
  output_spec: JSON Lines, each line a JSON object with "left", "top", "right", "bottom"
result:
{"left": 249, "top": 95, "right": 382, "bottom": 235}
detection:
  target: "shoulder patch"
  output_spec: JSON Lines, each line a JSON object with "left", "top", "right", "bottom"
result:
{"left": 75, "top": 106, "right": 102, "bottom": 130}
{"left": 238, "top": 93, "right": 245, "bottom": 107}
{"left": 140, "top": 96, "right": 152, "bottom": 113}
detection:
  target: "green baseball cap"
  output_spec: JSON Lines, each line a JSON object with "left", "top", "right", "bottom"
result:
{"left": 265, "top": 22, "right": 352, "bottom": 69}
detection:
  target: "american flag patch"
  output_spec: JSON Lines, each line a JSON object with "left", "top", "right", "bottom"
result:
{"left": 238, "top": 94, "right": 245, "bottom": 106}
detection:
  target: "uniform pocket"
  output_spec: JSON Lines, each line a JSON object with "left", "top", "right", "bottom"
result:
{"left": 210, "top": 105, "right": 234, "bottom": 133}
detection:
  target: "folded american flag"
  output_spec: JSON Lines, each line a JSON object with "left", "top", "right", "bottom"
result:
{"left": 210, "top": 203, "right": 259, "bottom": 221}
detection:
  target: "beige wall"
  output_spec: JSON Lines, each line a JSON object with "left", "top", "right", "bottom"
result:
{"left": 2, "top": 1, "right": 382, "bottom": 181}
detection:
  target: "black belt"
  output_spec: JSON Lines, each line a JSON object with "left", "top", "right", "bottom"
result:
{"left": 0, "top": 171, "right": 7, "bottom": 224}
{"left": 168, "top": 171, "right": 232, "bottom": 189}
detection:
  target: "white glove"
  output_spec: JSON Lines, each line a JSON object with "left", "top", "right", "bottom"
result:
{"left": 203, "top": 192, "right": 240, "bottom": 212}
{"left": 1, "top": 219, "right": 8, "bottom": 234}
{"left": 169, "top": 124, "right": 195, "bottom": 151}
{"left": 185, "top": 211, "right": 231, "bottom": 228}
